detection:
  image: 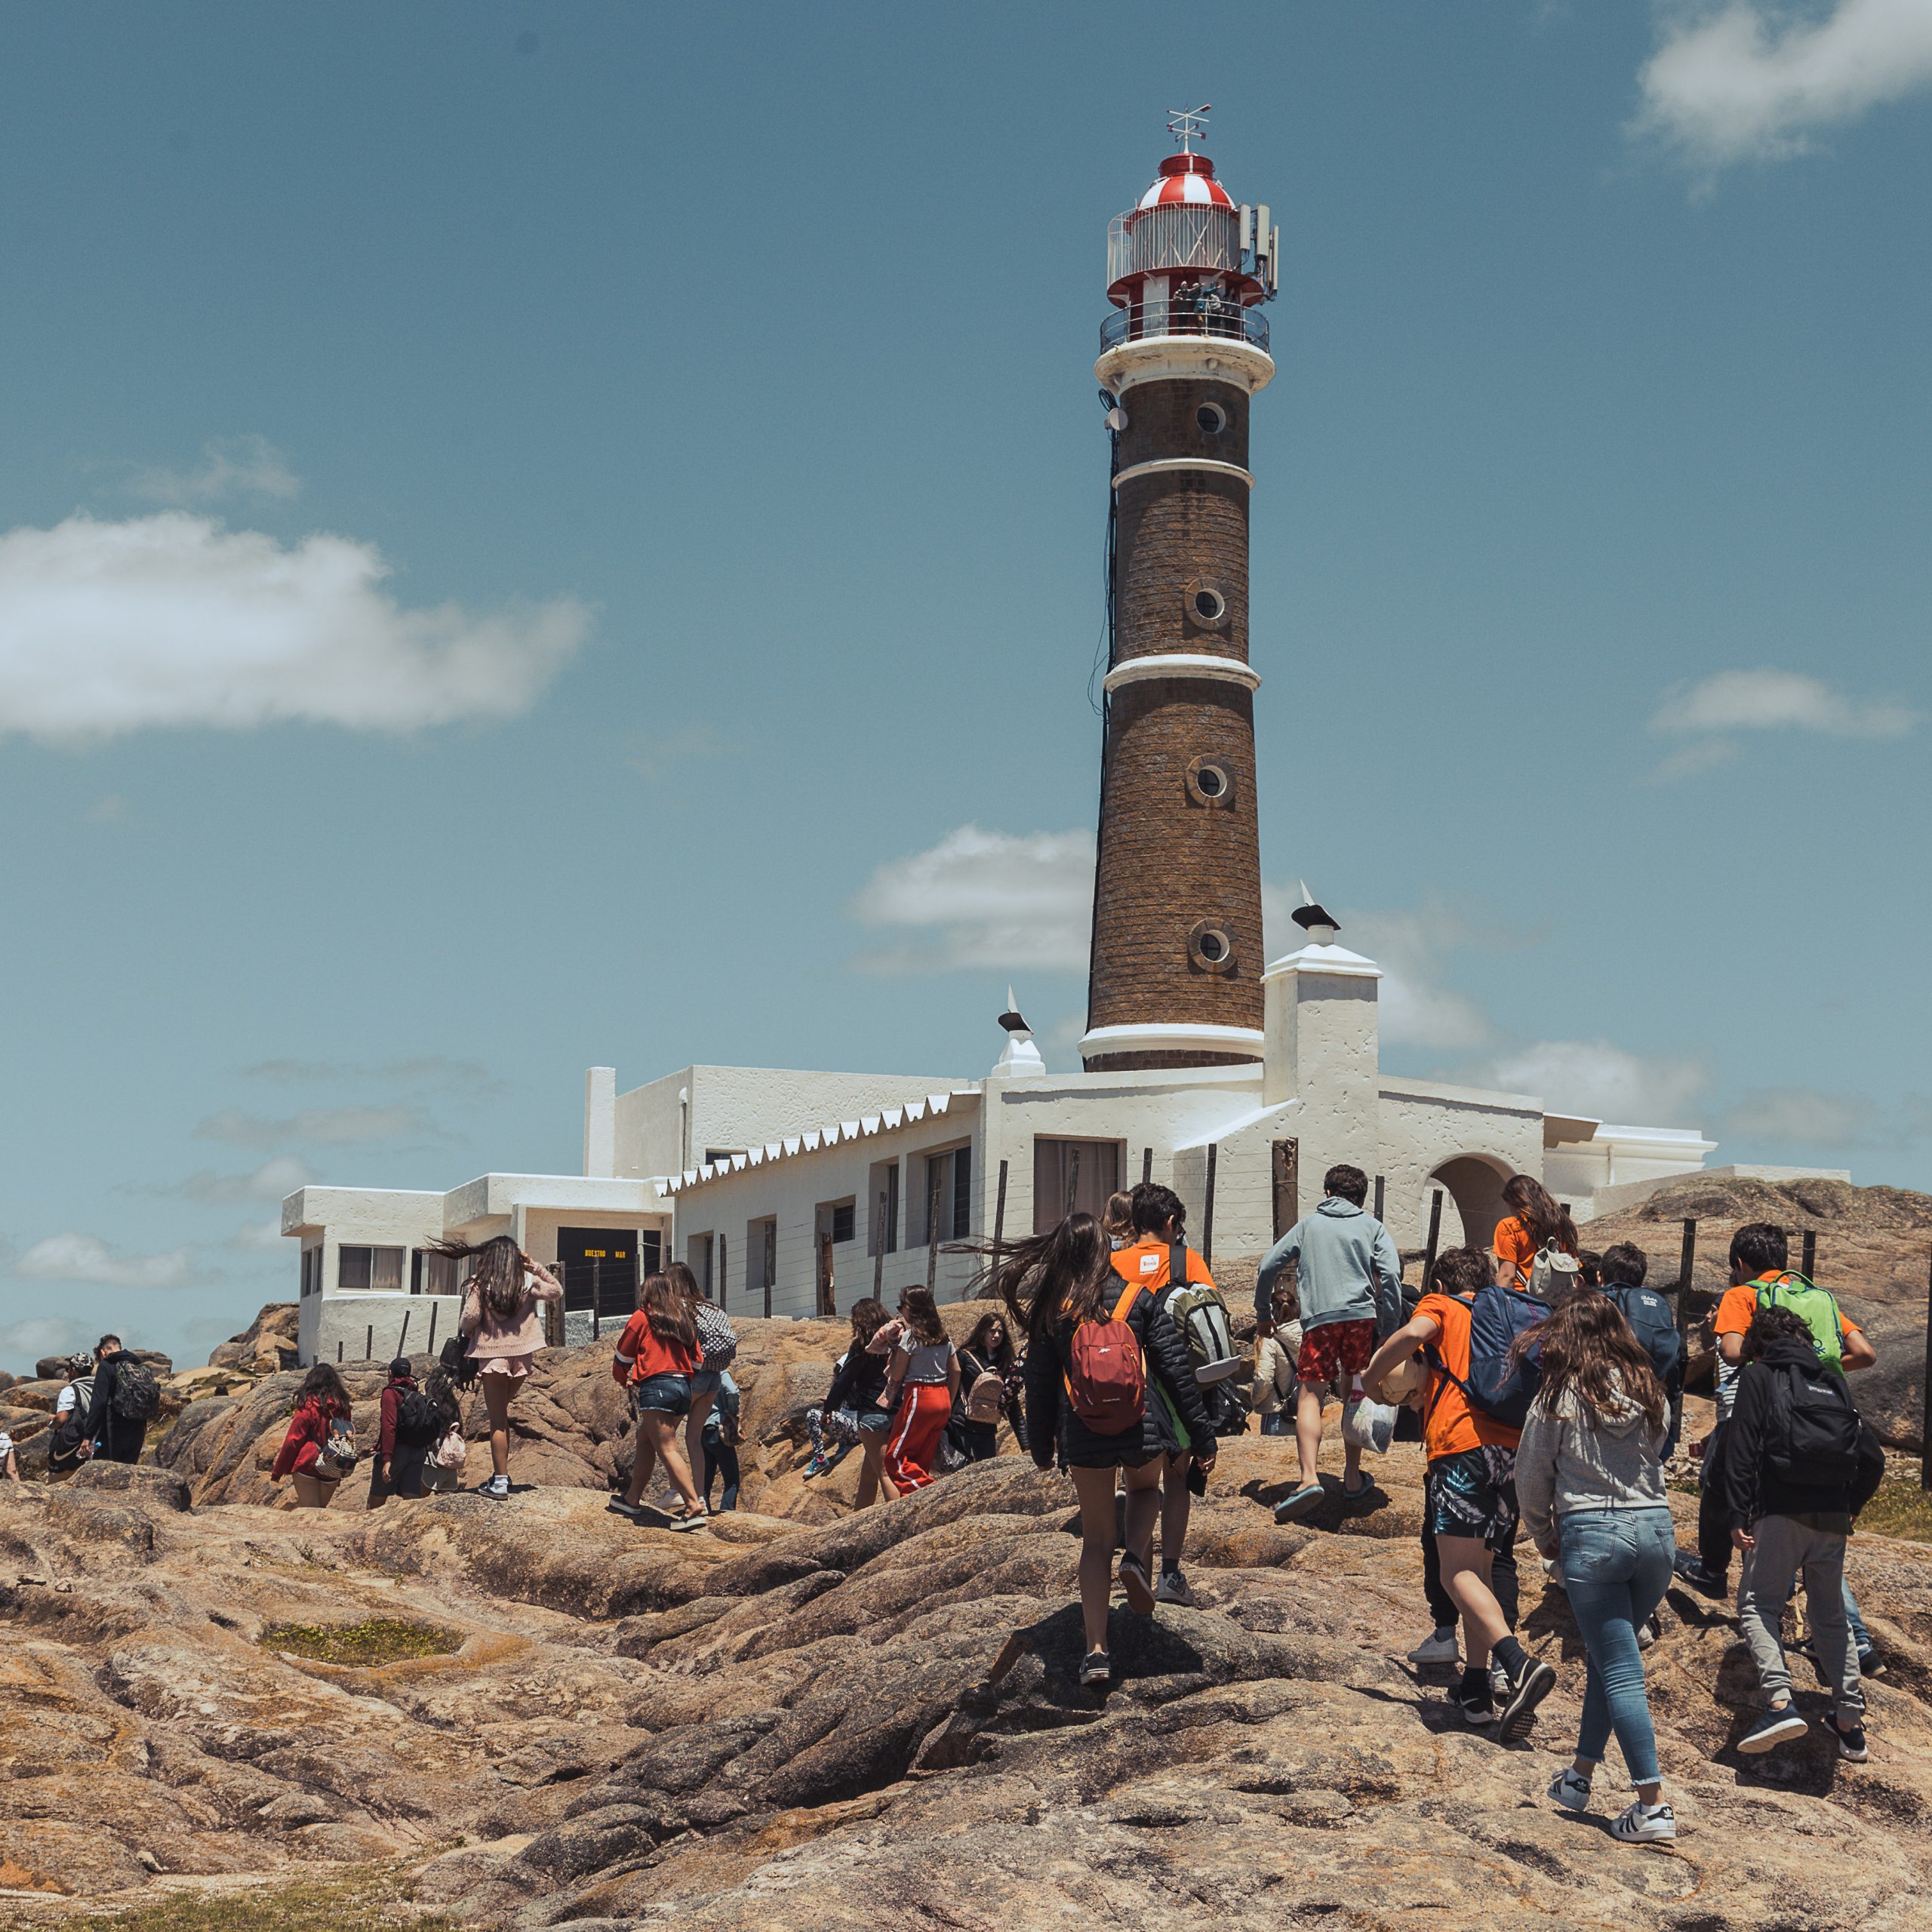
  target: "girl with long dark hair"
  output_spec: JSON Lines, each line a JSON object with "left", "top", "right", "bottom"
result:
{"left": 879, "top": 1287, "right": 959, "bottom": 1491}
{"left": 956, "top": 1309, "right": 1019, "bottom": 1462}
{"left": 669, "top": 1260, "right": 737, "bottom": 1504}
{"left": 805, "top": 1297, "right": 895, "bottom": 1497}
{"left": 1514, "top": 1290, "right": 1677, "bottom": 1843}
{"left": 1493, "top": 1174, "right": 1580, "bottom": 1290}
{"left": 270, "top": 1363, "right": 355, "bottom": 1509}
{"left": 990, "top": 1213, "right": 1217, "bottom": 1688}
{"left": 611, "top": 1271, "right": 707, "bottom": 1526}
{"left": 441, "top": 1235, "right": 563, "bottom": 1500}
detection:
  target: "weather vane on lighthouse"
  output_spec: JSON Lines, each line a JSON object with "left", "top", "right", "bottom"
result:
{"left": 1167, "top": 104, "right": 1211, "bottom": 153}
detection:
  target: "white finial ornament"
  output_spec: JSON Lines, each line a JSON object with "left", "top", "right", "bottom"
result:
{"left": 992, "top": 986, "right": 1045, "bottom": 1079}
{"left": 1167, "top": 104, "right": 1211, "bottom": 154}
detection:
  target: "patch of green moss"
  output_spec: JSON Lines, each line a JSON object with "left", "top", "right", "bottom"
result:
{"left": 1856, "top": 1478, "right": 1932, "bottom": 1547}
{"left": 0, "top": 1865, "right": 457, "bottom": 1932}
{"left": 258, "top": 1617, "right": 462, "bottom": 1667}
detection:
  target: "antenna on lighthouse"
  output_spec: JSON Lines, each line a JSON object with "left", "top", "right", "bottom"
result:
{"left": 1167, "top": 104, "right": 1211, "bottom": 153}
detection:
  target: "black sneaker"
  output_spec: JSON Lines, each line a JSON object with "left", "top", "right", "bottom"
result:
{"left": 1672, "top": 1551, "right": 1727, "bottom": 1598}
{"left": 1829, "top": 1717, "right": 1869, "bottom": 1762}
{"left": 1738, "top": 1703, "right": 1807, "bottom": 1754}
{"left": 1497, "top": 1656, "right": 1558, "bottom": 1742}
{"left": 1117, "top": 1550, "right": 1156, "bottom": 1614}
{"left": 1858, "top": 1644, "right": 1885, "bottom": 1678}
{"left": 1079, "top": 1648, "right": 1111, "bottom": 1687}
{"left": 1453, "top": 1679, "right": 1496, "bottom": 1728}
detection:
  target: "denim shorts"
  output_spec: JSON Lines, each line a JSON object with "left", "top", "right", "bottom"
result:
{"left": 631, "top": 1373, "right": 692, "bottom": 1417}
{"left": 690, "top": 1369, "right": 722, "bottom": 1398}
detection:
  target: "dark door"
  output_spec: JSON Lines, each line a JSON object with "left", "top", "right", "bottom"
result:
{"left": 558, "top": 1226, "right": 640, "bottom": 1321}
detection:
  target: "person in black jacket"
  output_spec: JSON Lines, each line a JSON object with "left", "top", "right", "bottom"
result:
{"left": 804, "top": 1297, "right": 895, "bottom": 1503}
{"left": 1721, "top": 1304, "right": 1884, "bottom": 1761}
{"left": 987, "top": 1212, "right": 1216, "bottom": 1689}
{"left": 78, "top": 1336, "right": 146, "bottom": 1466}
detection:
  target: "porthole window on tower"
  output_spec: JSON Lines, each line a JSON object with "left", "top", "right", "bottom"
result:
{"left": 1189, "top": 921, "right": 1236, "bottom": 974}
{"left": 1193, "top": 587, "right": 1226, "bottom": 623}
{"left": 1196, "top": 401, "right": 1228, "bottom": 435}
{"left": 1186, "top": 755, "right": 1235, "bottom": 808}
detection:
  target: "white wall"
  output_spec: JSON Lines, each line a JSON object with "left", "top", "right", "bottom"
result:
{"left": 611, "top": 1063, "right": 964, "bottom": 1183}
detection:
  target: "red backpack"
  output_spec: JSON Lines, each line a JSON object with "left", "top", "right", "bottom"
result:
{"left": 1064, "top": 1281, "right": 1146, "bottom": 1435}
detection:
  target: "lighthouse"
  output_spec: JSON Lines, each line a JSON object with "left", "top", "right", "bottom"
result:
{"left": 1080, "top": 110, "right": 1280, "bottom": 1072}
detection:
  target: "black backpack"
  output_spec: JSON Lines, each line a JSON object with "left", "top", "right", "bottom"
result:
{"left": 438, "top": 1334, "right": 478, "bottom": 1390}
{"left": 1764, "top": 1358, "right": 1863, "bottom": 1485}
{"left": 109, "top": 1358, "right": 161, "bottom": 1423}
{"left": 1602, "top": 1284, "right": 1685, "bottom": 1445}
{"left": 394, "top": 1387, "right": 444, "bottom": 1447}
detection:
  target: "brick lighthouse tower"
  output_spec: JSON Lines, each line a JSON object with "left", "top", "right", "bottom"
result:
{"left": 1081, "top": 112, "right": 1280, "bottom": 1072}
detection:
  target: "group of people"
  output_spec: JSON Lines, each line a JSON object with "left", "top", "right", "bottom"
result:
{"left": 1352, "top": 1174, "right": 1886, "bottom": 1844}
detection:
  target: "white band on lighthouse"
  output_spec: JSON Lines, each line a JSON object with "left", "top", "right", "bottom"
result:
{"left": 1103, "top": 652, "right": 1261, "bottom": 696}
{"left": 1112, "top": 457, "right": 1254, "bottom": 491}
{"left": 1077, "top": 1021, "right": 1266, "bottom": 1059}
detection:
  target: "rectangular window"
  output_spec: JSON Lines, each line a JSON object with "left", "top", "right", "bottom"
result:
{"left": 951, "top": 1144, "right": 971, "bottom": 1241}
{"left": 337, "top": 1245, "right": 406, "bottom": 1293}
{"left": 868, "top": 1161, "right": 900, "bottom": 1257}
{"left": 916, "top": 1146, "right": 973, "bottom": 1244}
{"left": 300, "top": 1246, "right": 318, "bottom": 1298}
{"left": 1032, "top": 1138, "right": 1122, "bottom": 1235}
{"left": 688, "top": 1232, "right": 714, "bottom": 1299}
{"left": 411, "top": 1249, "right": 463, "bottom": 1297}
{"left": 748, "top": 1217, "right": 777, "bottom": 1318}
{"left": 830, "top": 1201, "right": 855, "bottom": 1245}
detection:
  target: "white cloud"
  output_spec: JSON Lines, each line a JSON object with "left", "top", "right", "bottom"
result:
{"left": 849, "top": 824, "right": 1094, "bottom": 974}
{"left": 194, "top": 1104, "right": 432, "bottom": 1148}
{"left": 229, "top": 1218, "right": 286, "bottom": 1252}
{"left": 0, "top": 1316, "right": 88, "bottom": 1371}
{"left": 1463, "top": 1038, "right": 1710, "bottom": 1125}
{"left": 1654, "top": 667, "right": 1916, "bottom": 738}
{"left": 1635, "top": 0, "right": 1932, "bottom": 169}
{"left": 178, "top": 1155, "right": 312, "bottom": 1203}
{"left": 0, "top": 512, "right": 589, "bottom": 742}
{"left": 17, "top": 1233, "right": 193, "bottom": 1288}
{"left": 128, "top": 434, "right": 300, "bottom": 507}
{"left": 1723, "top": 1084, "right": 1931, "bottom": 1149}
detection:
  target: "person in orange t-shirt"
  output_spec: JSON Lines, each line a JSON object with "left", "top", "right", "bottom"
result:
{"left": 1367, "top": 1245, "right": 1555, "bottom": 1739}
{"left": 1491, "top": 1174, "right": 1580, "bottom": 1289}
{"left": 1678, "top": 1221, "right": 1878, "bottom": 1604}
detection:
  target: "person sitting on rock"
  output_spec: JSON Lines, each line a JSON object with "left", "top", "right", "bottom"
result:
{"left": 1515, "top": 1289, "right": 1679, "bottom": 1843}
{"left": 1112, "top": 1182, "right": 1220, "bottom": 1607}
{"left": 1365, "top": 1245, "right": 1554, "bottom": 1738}
{"left": 1722, "top": 1303, "right": 1884, "bottom": 1763}
{"left": 993, "top": 1211, "right": 1217, "bottom": 1690}
{"left": 1257, "top": 1164, "right": 1402, "bottom": 1519}
{"left": 611, "top": 1272, "right": 709, "bottom": 1528}
{"left": 878, "top": 1288, "right": 959, "bottom": 1493}
{"left": 271, "top": 1364, "right": 355, "bottom": 1509}
{"left": 806, "top": 1297, "right": 898, "bottom": 1504}
{"left": 1251, "top": 1283, "right": 1303, "bottom": 1437}
{"left": 701, "top": 1370, "right": 741, "bottom": 1512}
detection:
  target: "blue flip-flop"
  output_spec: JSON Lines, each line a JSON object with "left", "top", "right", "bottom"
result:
{"left": 1273, "top": 1483, "right": 1324, "bottom": 1523}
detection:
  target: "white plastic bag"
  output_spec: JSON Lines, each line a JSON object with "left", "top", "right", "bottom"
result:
{"left": 1341, "top": 1395, "right": 1397, "bottom": 1457}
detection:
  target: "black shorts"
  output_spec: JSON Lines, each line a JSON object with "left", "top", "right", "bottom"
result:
{"left": 1425, "top": 1445, "right": 1520, "bottom": 1546}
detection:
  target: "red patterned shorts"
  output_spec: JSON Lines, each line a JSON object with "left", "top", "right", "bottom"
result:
{"left": 1296, "top": 1318, "right": 1376, "bottom": 1389}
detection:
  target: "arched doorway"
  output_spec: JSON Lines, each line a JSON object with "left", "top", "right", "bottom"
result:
{"left": 1422, "top": 1155, "right": 1515, "bottom": 1254}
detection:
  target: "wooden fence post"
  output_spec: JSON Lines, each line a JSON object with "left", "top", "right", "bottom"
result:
{"left": 398, "top": 1308, "right": 411, "bottom": 1354}
{"left": 1201, "top": 1144, "right": 1218, "bottom": 1268}
{"left": 426, "top": 1302, "right": 438, "bottom": 1355}
{"left": 1422, "top": 1190, "right": 1444, "bottom": 1287}
{"left": 873, "top": 1191, "right": 886, "bottom": 1297}
{"left": 927, "top": 1174, "right": 942, "bottom": 1292}
{"left": 1675, "top": 1218, "right": 1697, "bottom": 1337}
{"left": 1142, "top": 1146, "right": 1153, "bottom": 1186}
{"left": 1271, "top": 1140, "right": 1298, "bottom": 1242}
{"left": 1373, "top": 1174, "right": 1386, "bottom": 1221}
{"left": 365, "top": 1323, "right": 373, "bottom": 1361}
{"left": 992, "top": 1158, "right": 1008, "bottom": 1258}
{"left": 1801, "top": 1228, "right": 1817, "bottom": 1280}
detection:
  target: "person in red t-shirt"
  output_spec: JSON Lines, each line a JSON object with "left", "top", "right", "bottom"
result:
{"left": 1367, "top": 1246, "right": 1556, "bottom": 1740}
{"left": 611, "top": 1273, "right": 706, "bottom": 1527}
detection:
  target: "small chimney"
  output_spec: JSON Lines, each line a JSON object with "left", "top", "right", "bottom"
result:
{"left": 1292, "top": 879, "right": 1340, "bottom": 946}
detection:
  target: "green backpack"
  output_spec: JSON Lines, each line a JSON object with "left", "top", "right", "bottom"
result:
{"left": 1755, "top": 1272, "right": 1846, "bottom": 1378}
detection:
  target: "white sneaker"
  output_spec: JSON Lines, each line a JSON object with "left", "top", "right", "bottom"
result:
{"left": 1155, "top": 1569, "right": 1198, "bottom": 1607}
{"left": 1612, "top": 1799, "right": 1676, "bottom": 1844}
{"left": 479, "top": 1474, "right": 510, "bottom": 1500}
{"left": 1546, "top": 1767, "right": 1593, "bottom": 1812}
{"left": 1407, "top": 1626, "right": 1460, "bottom": 1666}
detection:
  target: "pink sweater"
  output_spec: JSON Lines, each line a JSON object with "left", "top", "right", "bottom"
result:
{"left": 460, "top": 1270, "right": 562, "bottom": 1359}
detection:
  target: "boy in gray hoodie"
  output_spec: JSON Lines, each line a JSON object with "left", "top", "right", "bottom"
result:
{"left": 1256, "top": 1164, "right": 1401, "bottom": 1519}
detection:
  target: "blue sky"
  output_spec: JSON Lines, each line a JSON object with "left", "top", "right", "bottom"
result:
{"left": 2, "top": 2, "right": 1927, "bottom": 1374}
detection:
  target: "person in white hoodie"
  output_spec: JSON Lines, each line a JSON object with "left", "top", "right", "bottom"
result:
{"left": 1255, "top": 1164, "right": 1401, "bottom": 1520}
{"left": 1514, "top": 1289, "right": 1678, "bottom": 1845}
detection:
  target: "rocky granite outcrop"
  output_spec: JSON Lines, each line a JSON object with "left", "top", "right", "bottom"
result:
{"left": 4, "top": 1308, "right": 1932, "bottom": 1928}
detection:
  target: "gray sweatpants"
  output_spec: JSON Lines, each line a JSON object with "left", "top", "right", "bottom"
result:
{"left": 1737, "top": 1514, "right": 1863, "bottom": 1718}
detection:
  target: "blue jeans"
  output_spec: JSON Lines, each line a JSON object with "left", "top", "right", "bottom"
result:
{"left": 1560, "top": 1507, "right": 1675, "bottom": 1787}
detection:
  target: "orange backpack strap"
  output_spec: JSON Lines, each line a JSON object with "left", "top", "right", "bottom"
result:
{"left": 1111, "top": 1279, "right": 1141, "bottom": 1324}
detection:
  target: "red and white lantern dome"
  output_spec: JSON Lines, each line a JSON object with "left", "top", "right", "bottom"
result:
{"left": 1104, "top": 108, "right": 1278, "bottom": 318}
